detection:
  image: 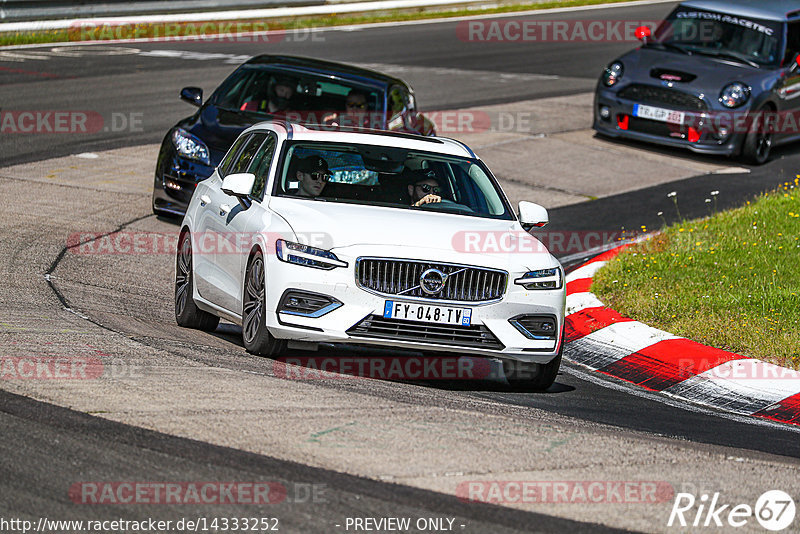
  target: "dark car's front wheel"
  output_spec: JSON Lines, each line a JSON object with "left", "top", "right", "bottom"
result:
{"left": 175, "top": 231, "right": 220, "bottom": 331}
{"left": 742, "top": 107, "right": 774, "bottom": 165}
{"left": 242, "top": 250, "right": 285, "bottom": 356}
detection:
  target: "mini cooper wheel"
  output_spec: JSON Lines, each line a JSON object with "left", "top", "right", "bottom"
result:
{"left": 242, "top": 250, "right": 285, "bottom": 356}
{"left": 175, "top": 231, "right": 220, "bottom": 331}
{"left": 742, "top": 107, "right": 774, "bottom": 165}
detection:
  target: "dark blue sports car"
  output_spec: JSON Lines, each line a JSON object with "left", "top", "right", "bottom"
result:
{"left": 153, "top": 55, "right": 436, "bottom": 216}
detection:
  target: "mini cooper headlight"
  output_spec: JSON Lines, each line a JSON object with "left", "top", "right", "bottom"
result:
{"left": 514, "top": 267, "right": 562, "bottom": 290}
{"left": 276, "top": 240, "right": 348, "bottom": 270}
{"left": 172, "top": 128, "right": 210, "bottom": 165}
{"left": 602, "top": 62, "right": 624, "bottom": 87}
{"left": 719, "top": 83, "right": 750, "bottom": 108}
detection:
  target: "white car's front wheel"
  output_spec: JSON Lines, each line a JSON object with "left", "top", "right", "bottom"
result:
{"left": 242, "top": 250, "right": 285, "bottom": 356}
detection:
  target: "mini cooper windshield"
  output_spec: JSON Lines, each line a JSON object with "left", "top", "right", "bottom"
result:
{"left": 274, "top": 141, "right": 514, "bottom": 220}
{"left": 653, "top": 6, "right": 783, "bottom": 68}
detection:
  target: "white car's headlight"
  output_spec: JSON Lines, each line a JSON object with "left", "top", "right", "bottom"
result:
{"left": 602, "top": 62, "right": 624, "bottom": 87}
{"left": 719, "top": 83, "right": 750, "bottom": 108}
{"left": 514, "top": 267, "right": 562, "bottom": 290}
{"left": 172, "top": 128, "right": 210, "bottom": 165}
{"left": 276, "top": 240, "right": 348, "bottom": 270}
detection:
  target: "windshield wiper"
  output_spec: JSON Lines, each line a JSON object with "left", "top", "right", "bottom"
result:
{"left": 652, "top": 41, "right": 690, "bottom": 55}
{"left": 687, "top": 49, "right": 760, "bottom": 68}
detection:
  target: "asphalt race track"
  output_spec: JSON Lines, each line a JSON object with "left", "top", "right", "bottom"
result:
{"left": 2, "top": 1, "right": 800, "bottom": 532}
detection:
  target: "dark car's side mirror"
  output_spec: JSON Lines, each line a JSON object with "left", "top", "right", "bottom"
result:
{"left": 635, "top": 25, "right": 651, "bottom": 44}
{"left": 180, "top": 87, "right": 203, "bottom": 107}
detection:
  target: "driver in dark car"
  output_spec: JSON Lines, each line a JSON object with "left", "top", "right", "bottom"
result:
{"left": 407, "top": 168, "right": 442, "bottom": 207}
{"left": 241, "top": 75, "right": 297, "bottom": 114}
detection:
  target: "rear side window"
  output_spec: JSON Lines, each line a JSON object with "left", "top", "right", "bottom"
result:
{"left": 218, "top": 134, "right": 250, "bottom": 177}
{"left": 248, "top": 134, "right": 277, "bottom": 199}
{"left": 229, "top": 133, "right": 268, "bottom": 176}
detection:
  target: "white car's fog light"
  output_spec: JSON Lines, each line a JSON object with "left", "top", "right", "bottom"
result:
{"left": 278, "top": 290, "right": 342, "bottom": 318}
{"left": 276, "top": 240, "right": 348, "bottom": 270}
{"left": 509, "top": 314, "right": 559, "bottom": 340}
{"left": 514, "top": 267, "right": 562, "bottom": 290}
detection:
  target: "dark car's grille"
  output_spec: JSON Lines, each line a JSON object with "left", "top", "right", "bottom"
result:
{"left": 356, "top": 258, "right": 507, "bottom": 302}
{"left": 347, "top": 315, "right": 504, "bottom": 350}
{"left": 618, "top": 84, "right": 707, "bottom": 112}
{"left": 628, "top": 116, "right": 680, "bottom": 138}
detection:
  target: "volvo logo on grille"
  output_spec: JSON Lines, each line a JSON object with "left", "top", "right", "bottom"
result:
{"left": 420, "top": 268, "right": 448, "bottom": 295}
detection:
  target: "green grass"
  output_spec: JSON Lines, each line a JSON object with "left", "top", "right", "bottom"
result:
{"left": 1, "top": 0, "right": 642, "bottom": 47}
{"left": 592, "top": 179, "right": 800, "bottom": 369}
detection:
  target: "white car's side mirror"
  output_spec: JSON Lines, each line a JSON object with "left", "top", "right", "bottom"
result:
{"left": 518, "top": 201, "right": 548, "bottom": 231}
{"left": 221, "top": 173, "right": 256, "bottom": 209}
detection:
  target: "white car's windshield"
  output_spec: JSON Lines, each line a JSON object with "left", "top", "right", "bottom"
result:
{"left": 274, "top": 141, "right": 514, "bottom": 220}
{"left": 655, "top": 7, "right": 783, "bottom": 67}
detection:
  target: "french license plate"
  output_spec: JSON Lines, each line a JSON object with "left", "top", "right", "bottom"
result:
{"left": 383, "top": 301, "right": 472, "bottom": 327}
{"left": 633, "top": 104, "right": 685, "bottom": 125}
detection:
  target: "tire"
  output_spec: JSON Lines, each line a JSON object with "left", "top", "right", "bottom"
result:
{"left": 242, "top": 250, "right": 285, "bottom": 357}
{"left": 503, "top": 327, "right": 564, "bottom": 391}
{"left": 741, "top": 107, "right": 774, "bottom": 165}
{"left": 175, "top": 231, "right": 220, "bottom": 331}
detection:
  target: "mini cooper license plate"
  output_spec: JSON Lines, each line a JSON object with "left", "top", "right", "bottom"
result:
{"left": 633, "top": 104, "right": 685, "bottom": 125}
{"left": 383, "top": 301, "right": 472, "bottom": 327}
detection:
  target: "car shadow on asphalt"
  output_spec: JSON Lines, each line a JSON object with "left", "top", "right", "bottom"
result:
{"left": 209, "top": 325, "right": 576, "bottom": 394}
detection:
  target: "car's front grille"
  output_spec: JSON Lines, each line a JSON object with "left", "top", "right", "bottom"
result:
{"left": 356, "top": 258, "right": 507, "bottom": 303}
{"left": 628, "top": 116, "right": 679, "bottom": 138}
{"left": 618, "top": 84, "right": 707, "bottom": 112}
{"left": 347, "top": 315, "right": 504, "bottom": 350}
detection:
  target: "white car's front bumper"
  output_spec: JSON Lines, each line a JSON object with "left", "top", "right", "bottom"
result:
{"left": 262, "top": 248, "right": 566, "bottom": 364}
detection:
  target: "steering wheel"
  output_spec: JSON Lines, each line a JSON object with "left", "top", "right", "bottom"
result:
{"left": 419, "top": 198, "right": 474, "bottom": 213}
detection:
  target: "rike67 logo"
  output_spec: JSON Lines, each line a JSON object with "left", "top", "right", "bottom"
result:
{"left": 668, "top": 490, "right": 795, "bottom": 531}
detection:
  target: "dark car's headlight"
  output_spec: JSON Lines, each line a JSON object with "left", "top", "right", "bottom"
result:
{"left": 514, "top": 267, "right": 562, "bottom": 290}
{"left": 602, "top": 62, "right": 624, "bottom": 87}
{"left": 276, "top": 240, "right": 348, "bottom": 270}
{"left": 172, "top": 128, "right": 210, "bottom": 165}
{"left": 719, "top": 83, "right": 750, "bottom": 108}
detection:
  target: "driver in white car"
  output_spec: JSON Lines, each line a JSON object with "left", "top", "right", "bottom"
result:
{"left": 407, "top": 168, "right": 442, "bottom": 207}
{"left": 293, "top": 155, "right": 332, "bottom": 198}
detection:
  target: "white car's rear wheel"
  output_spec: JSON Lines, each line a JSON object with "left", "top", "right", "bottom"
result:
{"left": 242, "top": 250, "right": 285, "bottom": 356}
{"left": 175, "top": 231, "right": 220, "bottom": 331}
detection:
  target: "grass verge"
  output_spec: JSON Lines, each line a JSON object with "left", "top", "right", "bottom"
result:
{"left": 592, "top": 179, "right": 800, "bottom": 370}
{"left": 3, "top": 0, "right": 642, "bottom": 47}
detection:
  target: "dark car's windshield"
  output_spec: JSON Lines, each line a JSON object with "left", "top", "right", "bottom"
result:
{"left": 272, "top": 141, "right": 514, "bottom": 221}
{"left": 654, "top": 6, "right": 784, "bottom": 67}
{"left": 214, "top": 66, "right": 384, "bottom": 127}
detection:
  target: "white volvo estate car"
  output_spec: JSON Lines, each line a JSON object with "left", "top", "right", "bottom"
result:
{"left": 176, "top": 121, "right": 566, "bottom": 389}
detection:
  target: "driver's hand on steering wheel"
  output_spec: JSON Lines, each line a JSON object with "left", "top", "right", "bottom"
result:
{"left": 414, "top": 194, "right": 441, "bottom": 207}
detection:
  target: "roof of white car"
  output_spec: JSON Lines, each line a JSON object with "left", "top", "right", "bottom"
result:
{"left": 244, "top": 121, "right": 476, "bottom": 158}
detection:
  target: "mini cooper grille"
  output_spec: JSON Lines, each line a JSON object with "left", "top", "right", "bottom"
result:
{"left": 618, "top": 84, "right": 707, "bottom": 112}
{"left": 356, "top": 258, "right": 507, "bottom": 302}
{"left": 347, "top": 315, "right": 504, "bottom": 350}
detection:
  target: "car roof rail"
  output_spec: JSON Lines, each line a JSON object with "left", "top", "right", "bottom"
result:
{"left": 294, "top": 123, "right": 446, "bottom": 144}
{"left": 437, "top": 136, "right": 476, "bottom": 158}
